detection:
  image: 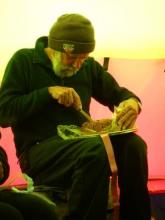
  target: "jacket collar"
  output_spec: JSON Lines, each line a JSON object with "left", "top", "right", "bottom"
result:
{"left": 33, "top": 36, "right": 52, "bottom": 68}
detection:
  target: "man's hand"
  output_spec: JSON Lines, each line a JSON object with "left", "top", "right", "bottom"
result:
{"left": 48, "top": 86, "right": 82, "bottom": 111}
{"left": 115, "top": 98, "right": 140, "bottom": 130}
{"left": 0, "top": 162, "right": 4, "bottom": 179}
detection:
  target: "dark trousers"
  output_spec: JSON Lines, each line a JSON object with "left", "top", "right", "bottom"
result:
{"left": 0, "top": 201, "right": 23, "bottom": 220}
{"left": 0, "top": 191, "right": 57, "bottom": 220}
{"left": 111, "top": 133, "right": 151, "bottom": 220}
{"left": 21, "top": 133, "right": 151, "bottom": 220}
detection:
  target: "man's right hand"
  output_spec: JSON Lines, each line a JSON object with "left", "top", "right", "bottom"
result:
{"left": 48, "top": 86, "right": 82, "bottom": 111}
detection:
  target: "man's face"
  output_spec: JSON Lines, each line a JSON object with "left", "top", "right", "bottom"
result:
{"left": 51, "top": 51, "right": 89, "bottom": 78}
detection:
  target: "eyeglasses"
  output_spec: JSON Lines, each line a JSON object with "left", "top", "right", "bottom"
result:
{"left": 62, "top": 52, "right": 89, "bottom": 68}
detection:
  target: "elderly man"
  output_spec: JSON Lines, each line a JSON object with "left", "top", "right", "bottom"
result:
{"left": 0, "top": 13, "right": 151, "bottom": 220}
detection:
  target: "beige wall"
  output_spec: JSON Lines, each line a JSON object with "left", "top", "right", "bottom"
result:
{"left": 1, "top": 0, "right": 165, "bottom": 83}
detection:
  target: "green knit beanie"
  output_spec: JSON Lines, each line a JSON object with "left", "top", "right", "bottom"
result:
{"left": 48, "top": 13, "right": 95, "bottom": 54}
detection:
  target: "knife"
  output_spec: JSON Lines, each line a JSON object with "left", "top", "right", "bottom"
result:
{"left": 79, "top": 109, "right": 93, "bottom": 122}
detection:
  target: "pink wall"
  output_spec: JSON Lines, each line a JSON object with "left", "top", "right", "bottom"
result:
{"left": 90, "top": 58, "right": 165, "bottom": 178}
{"left": 0, "top": 58, "right": 165, "bottom": 185}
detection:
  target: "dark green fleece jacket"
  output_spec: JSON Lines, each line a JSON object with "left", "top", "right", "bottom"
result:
{"left": 0, "top": 145, "right": 10, "bottom": 184}
{"left": 0, "top": 36, "right": 140, "bottom": 157}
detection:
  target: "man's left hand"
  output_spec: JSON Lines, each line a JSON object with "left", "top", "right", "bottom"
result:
{"left": 115, "top": 98, "right": 140, "bottom": 130}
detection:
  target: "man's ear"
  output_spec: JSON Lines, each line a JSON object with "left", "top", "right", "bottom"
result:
{"left": 44, "top": 47, "right": 55, "bottom": 61}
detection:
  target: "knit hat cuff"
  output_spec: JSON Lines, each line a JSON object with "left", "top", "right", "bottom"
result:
{"left": 48, "top": 39, "right": 95, "bottom": 54}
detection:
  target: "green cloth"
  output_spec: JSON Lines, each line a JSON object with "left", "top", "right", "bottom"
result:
{"left": 57, "top": 124, "right": 136, "bottom": 140}
{"left": 57, "top": 125, "right": 98, "bottom": 140}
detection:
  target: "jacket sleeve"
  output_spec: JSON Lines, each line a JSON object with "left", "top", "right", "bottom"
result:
{"left": 0, "top": 146, "right": 10, "bottom": 184}
{"left": 0, "top": 50, "right": 52, "bottom": 127}
{"left": 89, "top": 58, "right": 141, "bottom": 112}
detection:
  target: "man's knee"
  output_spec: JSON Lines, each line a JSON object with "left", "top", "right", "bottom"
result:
{"left": 78, "top": 136, "right": 110, "bottom": 170}
{"left": 126, "top": 134, "right": 147, "bottom": 157}
{"left": 112, "top": 133, "right": 148, "bottom": 170}
{"left": 83, "top": 136, "right": 107, "bottom": 156}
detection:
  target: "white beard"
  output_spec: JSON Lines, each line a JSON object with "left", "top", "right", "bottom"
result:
{"left": 52, "top": 52, "right": 79, "bottom": 78}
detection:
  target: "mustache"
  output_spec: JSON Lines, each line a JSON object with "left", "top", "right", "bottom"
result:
{"left": 62, "top": 66, "right": 78, "bottom": 72}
